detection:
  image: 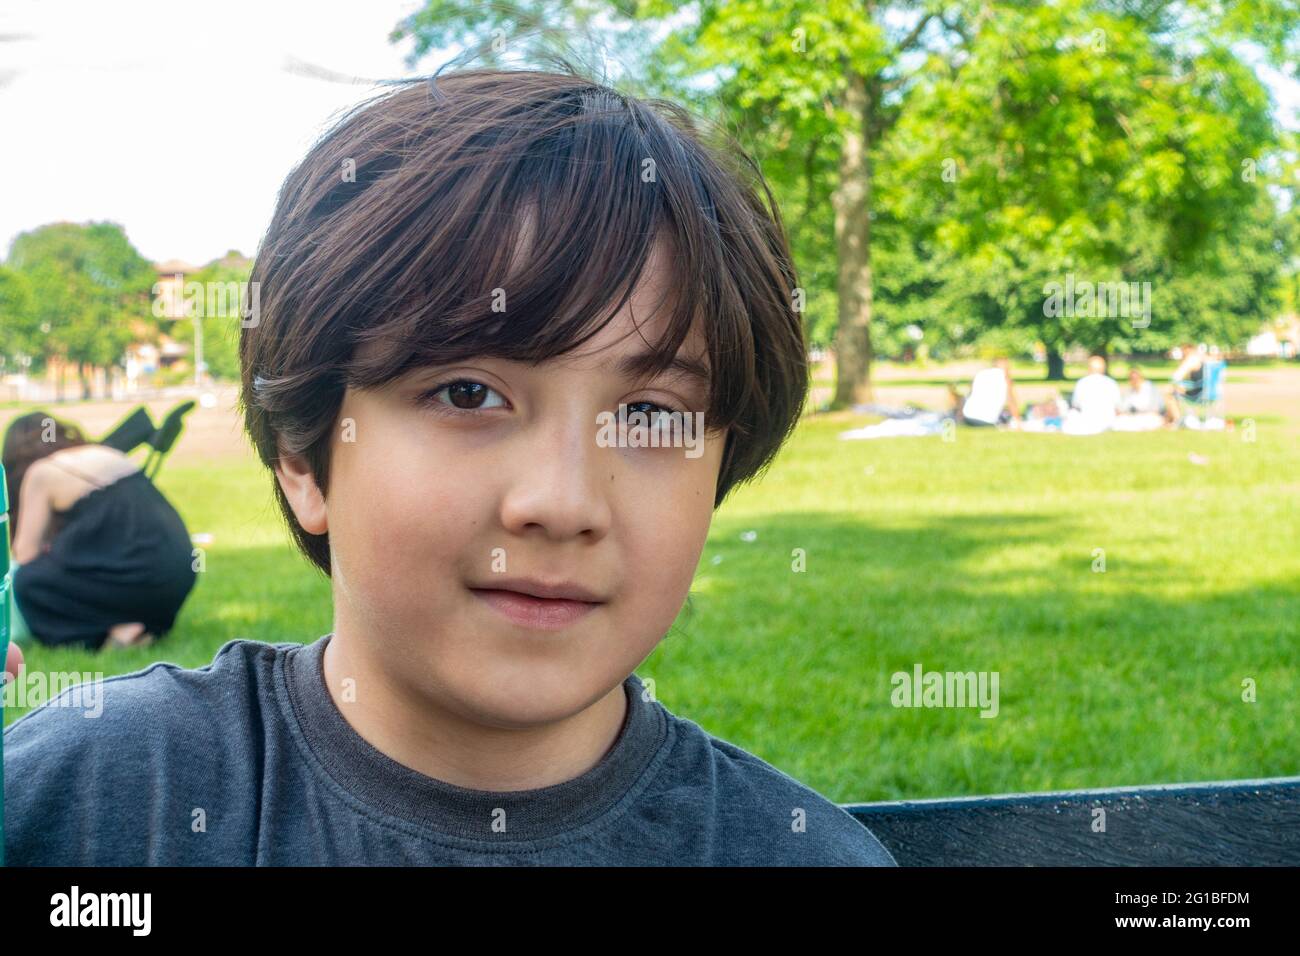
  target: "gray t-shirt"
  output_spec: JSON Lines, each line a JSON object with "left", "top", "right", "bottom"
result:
{"left": 4, "top": 634, "right": 897, "bottom": 865}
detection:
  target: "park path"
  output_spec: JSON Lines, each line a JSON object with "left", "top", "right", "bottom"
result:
{"left": 1, "top": 383, "right": 254, "bottom": 465}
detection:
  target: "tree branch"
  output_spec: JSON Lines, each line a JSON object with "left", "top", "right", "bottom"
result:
{"left": 939, "top": 13, "right": 970, "bottom": 45}
{"left": 897, "top": 12, "right": 934, "bottom": 52}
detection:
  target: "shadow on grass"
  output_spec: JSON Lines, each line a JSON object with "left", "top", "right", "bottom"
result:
{"left": 659, "top": 511, "right": 1299, "bottom": 800}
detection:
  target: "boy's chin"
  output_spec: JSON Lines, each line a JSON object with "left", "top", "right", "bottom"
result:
{"left": 419, "top": 661, "right": 619, "bottom": 730}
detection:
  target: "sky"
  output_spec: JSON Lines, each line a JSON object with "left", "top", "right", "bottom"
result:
{"left": 1, "top": 0, "right": 1298, "bottom": 267}
{"left": 0, "top": 0, "right": 436, "bottom": 265}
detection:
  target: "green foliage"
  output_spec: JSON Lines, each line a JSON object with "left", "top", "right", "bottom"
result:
{"left": 5, "top": 222, "right": 155, "bottom": 384}
{"left": 187, "top": 254, "right": 253, "bottom": 383}
{"left": 391, "top": 0, "right": 656, "bottom": 85}
{"left": 877, "top": 0, "right": 1290, "bottom": 357}
{"left": 0, "top": 266, "right": 39, "bottom": 369}
{"left": 394, "top": 0, "right": 1299, "bottom": 368}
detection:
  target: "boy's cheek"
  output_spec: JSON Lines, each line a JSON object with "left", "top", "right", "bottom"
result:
{"left": 621, "top": 509, "right": 712, "bottom": 615}
{"left": 331, "top": 469, "right": 466, "bottom": 593}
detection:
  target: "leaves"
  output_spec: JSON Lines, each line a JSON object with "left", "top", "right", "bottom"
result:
{"left": 395, "top": 0, "right": 1297, "bottom": 360}
{"left": 5, "top": 222, "right": 155, "bottom": 373}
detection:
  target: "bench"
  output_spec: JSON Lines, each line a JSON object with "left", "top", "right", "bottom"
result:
{"left": 842, "top": 775, "right": 1300, "bottom": 865}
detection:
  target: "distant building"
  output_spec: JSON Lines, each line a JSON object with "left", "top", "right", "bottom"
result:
{"left": 118, "top": 259, "right": 200, "bottom": 393}
{"left": 152, "top": 259, "right": 201, "bottom": 320}
{"left": 1246, "top": 314, "right": 1299, "bottom": 358}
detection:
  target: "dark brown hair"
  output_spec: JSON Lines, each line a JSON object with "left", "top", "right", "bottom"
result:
{"left": 2, "top": 411, "right": 88, "bottom": 533}
{"left": 240, "top": 67, "right": 809, "bottom": 576}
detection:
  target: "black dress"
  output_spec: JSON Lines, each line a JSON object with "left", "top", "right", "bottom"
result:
{"left": 13, "top": 457, "right": 197, "bottom": 651}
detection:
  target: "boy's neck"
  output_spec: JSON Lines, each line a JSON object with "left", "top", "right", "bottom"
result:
{"left": 320, "top": 632, "right": 630, "bottom": 793}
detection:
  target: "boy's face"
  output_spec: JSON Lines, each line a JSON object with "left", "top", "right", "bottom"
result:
{"left": 278, "top": 247, "right": 726, "bottom": 728}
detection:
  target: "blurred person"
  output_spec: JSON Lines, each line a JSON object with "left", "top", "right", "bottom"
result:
{"left": 1167, "top": 342, "right": 1207, "bottom": 422}
{"left": 1024, "top": 391, "right": 1068, "bottom": 423}
{"left": 1065, "top": 355, "right": 1122, "bottom": 433}
{"left": 959, "top": 356, "right": 1020, "bottom": 427}
{"left": 3, "top": 411, "right": 197, "bottom": 652}
{"left": 1120, "top": 365, "right": 1165, "bottom": 416}
{"left": 1112, "top": 364, "right": 1173, "bottom": 431}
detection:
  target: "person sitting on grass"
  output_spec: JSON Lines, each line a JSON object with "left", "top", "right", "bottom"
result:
{"left": 1166, "top": 342, "right": 1207, "bottom": 424}
{"left": 1120, "top": 366, "right": 1164, "bottom": 416}
{"left": 2, "top": 67, "right": 897, "bottom": 866}
{"left": 1063, "top": 354, "right": 1122, "bottom": 434}
{"left": 1118, "top": 365, "right": 1176, "bottom": 427}
{"left": 958, "top": 356, "right": 1020, "bottom": 427}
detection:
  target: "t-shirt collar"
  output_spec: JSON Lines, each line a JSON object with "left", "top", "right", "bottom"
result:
{"left": 282, "top": 633, "right": 667, "bottom": 842}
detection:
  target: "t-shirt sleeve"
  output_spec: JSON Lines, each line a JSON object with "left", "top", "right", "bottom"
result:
{"left": 2, "top": 671, "right": 157, "bottom": 868}
{"left": 704, "top": 736, "right": 899, "bottom": 866}
{"left": 3, "top": 648, "right": 258, "bottom": 866}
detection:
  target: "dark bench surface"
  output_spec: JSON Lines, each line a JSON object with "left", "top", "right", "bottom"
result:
{"left": 843, "top": 776, "right": 1300, "bottom": 866}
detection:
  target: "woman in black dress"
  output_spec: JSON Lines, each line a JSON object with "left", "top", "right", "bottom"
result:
{"left": 3, "top": 411, "right": 197, "bottom": 652}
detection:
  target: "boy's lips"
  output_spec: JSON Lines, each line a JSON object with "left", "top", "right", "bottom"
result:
{"left": 468, "top": 587, "right": 602, "bottom": 631}
{"left": 467, "top": 577, "right": 605, "bottom": 603}
{"left": 467, "top": 576, "right": 606, "bottom": 631}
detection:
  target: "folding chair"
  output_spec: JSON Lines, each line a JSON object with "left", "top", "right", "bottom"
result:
{"left": 143, "top": 400, "right": 195, "bottom": 480}
{"left": 99, "top": 405, "right": 157, "bottom": 454}
{"left": 98, "top": 401, "right": 194, "bottom": 478}
{"left": 1179, "top": 359, "right": 1226, "bottom": 424}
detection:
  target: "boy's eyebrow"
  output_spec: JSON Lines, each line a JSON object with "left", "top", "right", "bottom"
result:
{"left": 615, "top": 350, "right": 712, "bottom": 389}
{"left": 406, "top": 350, "right": 711, "bottom": 388}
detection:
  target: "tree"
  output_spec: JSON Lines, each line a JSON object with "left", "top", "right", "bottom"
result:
{"left": 0, "top": 266, "right": 40, "bottom": 373}
{"left": 186, "top": 252, "right": 254, "bottom": 383}
{"left": 394, "top": 1, "right": 1297, "bottom": 396}
{"left": 872, "top": 0, "right": 1293, "bottom": 374}
{"left": 7, "top": 222, "right": 156, "bottom": 399}
{"left": 395, "top": 0, "right": 983, "bottom": 406}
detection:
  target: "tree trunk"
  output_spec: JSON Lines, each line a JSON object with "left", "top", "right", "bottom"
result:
{"left": 830, "top": 70, "right": 875, "bottom": 409}
{"left": 79, "top": 361, "right": 91, "bottom": 401}
{"left": 1046, "top": 347, "right": 1065, "bottom": 381}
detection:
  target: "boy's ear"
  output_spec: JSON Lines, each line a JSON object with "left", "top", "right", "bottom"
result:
{"left": 274, "top": 449, "right": 328, "bottom": 535}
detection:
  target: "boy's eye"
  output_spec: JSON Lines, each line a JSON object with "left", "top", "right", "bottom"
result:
{"left": 624, "top": 401, "right": 683, "bottom": 422}
{"left": 417, "top": 382, "right": 686, "bottom": 420}
{"left": 418, "top": 380, "right": 508, "bottom": 413}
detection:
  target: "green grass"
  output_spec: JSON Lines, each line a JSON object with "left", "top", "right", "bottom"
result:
{"left": 5, "top": 392, "right": 1298, "bottom": 805}
{"left": 667, "top": 419, "right": 1299, "bottom": 801}
{"left": 3, "top": 456, "right": 333, "bottom": 690}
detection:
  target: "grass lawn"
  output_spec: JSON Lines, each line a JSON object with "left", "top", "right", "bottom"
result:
{"left": 5, "top": 375, "right": 1298, "bottom": 804}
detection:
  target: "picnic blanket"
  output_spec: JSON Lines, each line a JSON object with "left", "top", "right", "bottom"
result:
{"left": 839, "top": 413, "right": 952, "bottom": 440}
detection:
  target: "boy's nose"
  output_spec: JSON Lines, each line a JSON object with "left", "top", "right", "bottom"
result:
{"left": 496, "top": 416, "right": 614, "bottom": 541}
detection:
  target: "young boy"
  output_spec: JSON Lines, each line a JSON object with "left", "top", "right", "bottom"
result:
{"left": 3, "top": 68, "right": 897, "bottom": 866}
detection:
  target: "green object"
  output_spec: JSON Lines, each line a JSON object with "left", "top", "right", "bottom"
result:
{"left": 6, "top": 563, "right": 28, "bottom": 643}
{"left": 1, "top": 462, "right": 10, "bottom": 866}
